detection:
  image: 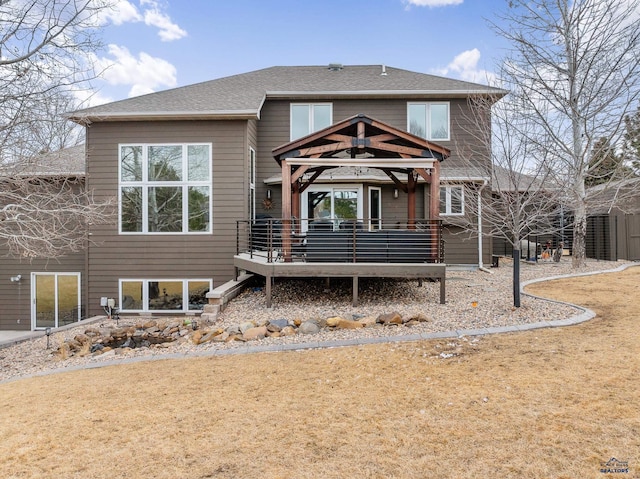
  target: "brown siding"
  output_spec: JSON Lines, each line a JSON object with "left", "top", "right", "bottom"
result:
{"left": 256, "top": 98, "right": 488, "bottom": 265}
{"left": 0, "top": 254, "right": 85, "bottom": 330}
{"left": 85, "top": 120, "right": 248, "bottom": 317}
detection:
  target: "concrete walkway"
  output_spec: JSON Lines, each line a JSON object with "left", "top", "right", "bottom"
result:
{"left": 0, "top": 316, "right": 104, "bottom": 349}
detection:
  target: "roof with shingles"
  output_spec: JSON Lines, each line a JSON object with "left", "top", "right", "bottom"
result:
{"left": 69, "top": 65, "right": 506, "bottom": 122}
{"left": 8, "top": 144, "right": 85, "bottom": 177}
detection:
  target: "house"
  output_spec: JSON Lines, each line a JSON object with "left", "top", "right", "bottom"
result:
{"left": 585, "top": 177, "right": 640, "bottom": 261}
{"left": 2, "top": 65, "right": 506, "bottom": 330}
{"left": 0, "top": 145, "right": 88, "bottom": 331}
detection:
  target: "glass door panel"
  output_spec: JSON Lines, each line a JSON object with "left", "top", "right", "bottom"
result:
{"left": 369, "top": 187, "right": 381, "bottom": 229}
{"left": 34, "top": 275, "right": 55, "bottom": 329}
{"left": 57, "top": 275, "right": 80, "bottom": 326}
{"left": 333, "top": 190, "right": 357, "bottom": 222}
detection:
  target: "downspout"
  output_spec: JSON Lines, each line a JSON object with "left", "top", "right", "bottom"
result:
{"left": 477, "top": 179, "right": 492, "bottom": 274}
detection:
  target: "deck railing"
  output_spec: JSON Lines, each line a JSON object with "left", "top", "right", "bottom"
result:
{"left": 236, "top": 217, "right": 444, "bottom": 264}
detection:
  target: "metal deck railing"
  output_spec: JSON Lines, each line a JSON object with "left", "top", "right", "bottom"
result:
{"left": 236, "top": 217, "right": 444, "bottom": 264}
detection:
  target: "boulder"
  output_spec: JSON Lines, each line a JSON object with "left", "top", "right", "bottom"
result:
{"left": 191, "top": 330, "right": 204, "bottom": 345}
{"left": 243, "top": 326, "right": 268, "bottom": 341}
{"left": 266, "top": 323, "right": 282, "bottom": 333}
{"left": 359, "top": 316, "right": 378, "bottom": 328}
{"left": 298, "top": 321, "right": 320, "bottom": 335}
{"left": 377, "top": 312, "right": 403, "bottom": 325}
{"left": 268, "top": 318, "right": 289, "bottom": 330}
{"left": 325, "top": 316, "right": 343, "bottom": 327}
{"left": 74, "top": 333, "right": 91, "bottom": 345}
{"left": 281, "top": 326, "right": 297, "bottom": 336}
{"left": 239, "top": 321, "right": 256, "bottom": 334}
{"left": 142, "top": 320, "right": 157, "bottom": 329}
{"left": 405, "top": 313, "right": 430, "bottom": 323}
{"left": 212, "top": 331, "right": 229, "bottom": 342}
{"left": 199, "top": 329, "right": 224, "bottom": 343}
{"left": 336, "top": 318, "right": 364, "bottom": 329}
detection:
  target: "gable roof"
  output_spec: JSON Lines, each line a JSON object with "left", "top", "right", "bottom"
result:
{"left": 68, "top": 65, "right": 506, "bottom": 123}
{"left": 273, "top": 113, "right": 450, "bottom": 165}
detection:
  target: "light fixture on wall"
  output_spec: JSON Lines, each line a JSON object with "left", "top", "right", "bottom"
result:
{"left": 266, "top": 188, "right": 272, "bottom": 200}
{"left": 393, "top": 188, "right": 399, "bottom": 199}
{"left": 10, "top": 274, "right": 21, "bottom": 282}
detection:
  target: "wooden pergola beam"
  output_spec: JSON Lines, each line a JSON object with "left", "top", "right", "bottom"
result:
{"left": 381, "top": 169, "right": 408, "bottom": 193}
{"left": 368, "top": 140, "right": 433, "bottom": 157}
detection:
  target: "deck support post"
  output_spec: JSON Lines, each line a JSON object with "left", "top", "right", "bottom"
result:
{"left": 352, "top": 276, "right": 359, "bottom": 306}
{"left": 266, "top": 275, "right": 272, "bottom": 308}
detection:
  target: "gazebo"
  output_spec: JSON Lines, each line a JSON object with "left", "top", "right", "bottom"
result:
{"left": 234, "top": 113, "right": 450, "bottom": 306}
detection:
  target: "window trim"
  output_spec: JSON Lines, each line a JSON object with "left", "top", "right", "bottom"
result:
{"left": 440, "top": 184, "right": 464, "bottom": 216}
{"left": 407, "top": 101, "right": 450, "bottom": 141}
{"left": 290, "top": 103, "right": 333, "bottom": 140}
{"left": 300, "top": 184, "right": 364, "bottom": 232}
{"left": 118, "top": 278, "right": 213, "bottom": 313}
{"left": 118, "top": 143, "right": 213, "bottom": 235}
{"left": 248, "top": 147, "right": 256, "bottom": 222}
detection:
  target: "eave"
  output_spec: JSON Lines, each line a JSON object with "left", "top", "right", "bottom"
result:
{"left": 66, "top": 109, "right": 261, "bottom": 125}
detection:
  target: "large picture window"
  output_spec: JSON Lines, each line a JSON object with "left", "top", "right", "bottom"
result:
{"left": 119, "top": 143, "right": 212, "bottom": 233}
{"left": 290, "top": 103, "right": 332, "bottom": 140}
{"left": 440, "top": 185, "right": 464, "bottom": 216}
{"left": 407, "top": 102, "right": 450, "bottom": 141}
{"left": 119, "top": 279, "right": 212, "bottom": 312}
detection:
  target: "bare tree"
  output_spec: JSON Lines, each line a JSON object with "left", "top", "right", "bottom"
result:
{"left": 492, "top": 0, "right": 640, "bottom": 268}
{"left": 622, "top": 103, "right": 640, "bottom": 174}
{"left": 0, "top": 0, "right": 115, "bottom": 258}
{"left": 456, "top": 93, "right": 562, "bottom": 307}
{"left": 1, "top": 156, "right": 114, "bottom": 259}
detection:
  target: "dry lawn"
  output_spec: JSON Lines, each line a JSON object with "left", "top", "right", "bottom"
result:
{"left": 1, "top": 266, "right": 639, "bottom": 479}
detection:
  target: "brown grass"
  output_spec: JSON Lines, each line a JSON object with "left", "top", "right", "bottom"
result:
{"left": 1, "top": 267, "right": 639, "bottom": 478}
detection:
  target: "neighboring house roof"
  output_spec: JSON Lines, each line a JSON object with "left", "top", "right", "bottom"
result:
{"left": 491, "top": 164, "right": 548, "bottom": 192}
{"left": 7, "top": 144, "right": 85, "bottom": 177}
{"left": 587, "top": 177, "right": 640, "bottom": 214}
{"left": 68, "top": 65, "right": 507, "bottom": 123}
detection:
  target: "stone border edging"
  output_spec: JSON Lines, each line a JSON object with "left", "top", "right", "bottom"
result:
{"left": 3, "top": 262, "right": 637, "bottom": 385}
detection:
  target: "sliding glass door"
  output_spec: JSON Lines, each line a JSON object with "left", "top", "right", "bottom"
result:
{"left": 32, "top": 273, "right": 81, "bottom": 330}
{"left": 302, "top": 185, "right": 363, "bottom": 231}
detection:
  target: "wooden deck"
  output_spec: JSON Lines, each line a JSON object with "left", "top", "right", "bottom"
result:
{"left": 234, "top": 253, "right": 446, "bottom": 307}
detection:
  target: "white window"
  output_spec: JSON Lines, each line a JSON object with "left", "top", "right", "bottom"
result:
{"left": 119, "top": 143, "right": 212, "bottom": 234}
{"left": 290, "top": 103, "right": 332, "bottom": 140}
{"left": 407, "top": 102, "right": 450, "bottom": 141}
{"left": 248, "top": 147, "right": 256, "bottom": 222}
{"left": 119, "top": 279, "right": 212, "bottom": 312}
{"left": 301, "top": 184, "right": 363, "bottom": 231}
{"left": 440, "top": 185, "right": 464, "bottom": 216}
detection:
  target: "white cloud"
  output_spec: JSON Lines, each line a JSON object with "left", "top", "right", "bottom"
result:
{"left": 94, "top": 45, "right": 178, "bottom": 97}
{"left": 144, "top": 8, "right": 187, "bottom": 41}
{"left": 405, "top": 0, "right": 463, "bottom": 7}
{"left": 100, "top": 0, "right": 186, "bottom": 42}
{"left": 97, "top": 0, "right": 142, "bottom": 26}
{"left": 434, "top": 48, "right": 496, "bottom": 85}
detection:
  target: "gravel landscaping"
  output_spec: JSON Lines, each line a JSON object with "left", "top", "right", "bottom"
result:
{"left": 0, "top": 258, "right": 625, "bottom": 383}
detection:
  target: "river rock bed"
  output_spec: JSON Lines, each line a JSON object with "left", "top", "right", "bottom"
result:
{"left": 0, "top": 258, "right": 626, "bottom": 383}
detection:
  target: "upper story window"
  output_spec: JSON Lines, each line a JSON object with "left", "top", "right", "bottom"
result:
{"left": 440, "top": 185, "right": 464, "bottom": 216}
{"left": 119, "top": 143, "right": 212, "bottom": 234}
{"left": 290, "top": 103, "right": 332, "bottom": 140}
{"left": 407, "top": 102, "right": 450, "bottom": 141}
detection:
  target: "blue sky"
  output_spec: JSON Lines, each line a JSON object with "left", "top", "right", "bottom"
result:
{"left": 89, "top": 0, "right": 509, "bottom": 105}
